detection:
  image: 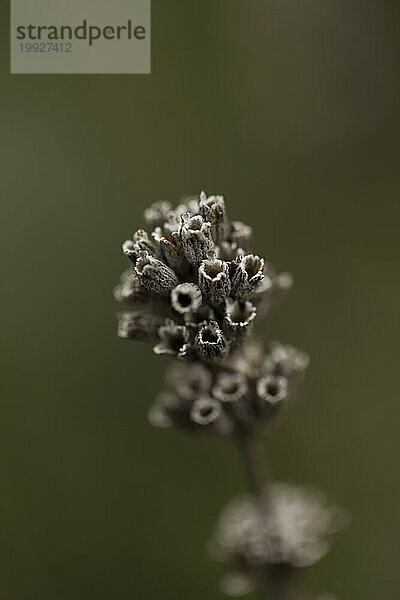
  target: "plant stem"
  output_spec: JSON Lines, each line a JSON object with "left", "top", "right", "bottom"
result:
{"left": 239, "top": 433, "right": 271, "bottom": 505}
{"left": 238, "top": 435, "right": 297, "bottom": 600}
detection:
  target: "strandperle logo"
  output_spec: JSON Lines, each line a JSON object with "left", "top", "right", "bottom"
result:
{"left": 15, "top": 20, "right": 147, "bottom": 46}
{"left": 11, "top": 0, "right": 151, "bottom": 74}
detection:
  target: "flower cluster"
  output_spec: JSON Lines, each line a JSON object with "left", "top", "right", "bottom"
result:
{"left": 115, "top": 192, "right": 291, "bottom": 357}
{"left": 148, "top": 339, "right": 308, "bottom": 436}
{"left": 115, "top": 192, "right": 307, "bottom": 434}
{"left": 116, "top": 192, "right": 345, "bottom": 599}
{"left": 210, "top": 482, "right": 345, "bottom": 596}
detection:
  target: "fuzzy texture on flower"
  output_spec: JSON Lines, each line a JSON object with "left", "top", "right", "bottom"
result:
{"left": 210, "top": 482, "right": 346, "bottom": 588}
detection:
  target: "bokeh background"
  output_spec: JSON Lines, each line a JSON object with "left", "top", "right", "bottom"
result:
{"left": 1, "top": 1, "right": 399, "bottom": 598}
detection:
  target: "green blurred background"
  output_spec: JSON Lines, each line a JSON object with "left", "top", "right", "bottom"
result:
{"left": 1, "top": 1, "right": 399, "bottom": 598}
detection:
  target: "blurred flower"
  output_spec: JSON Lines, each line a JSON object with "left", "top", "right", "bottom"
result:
{"left": 211, "top": 482, "right": 346, "bottom": 589}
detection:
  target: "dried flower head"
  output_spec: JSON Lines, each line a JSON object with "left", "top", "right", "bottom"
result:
{"left": 116, "top": 191, "right": 299, "bottom": 370}
{"left": 211, "top": 482, "right": 345, "bottom": 586}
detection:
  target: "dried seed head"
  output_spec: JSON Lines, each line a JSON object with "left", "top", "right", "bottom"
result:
{"left": 199, "top": 191, "right": 229, "bottom": 244}
{"left": 171, "top": 283, "right": 202, "bottom": 315}
{"left": 135, "top": 252, "right": 179, "bottom": 296}
{"left": 166, "top": 362, "right": 212, "bottom": 400}
{"left": 224, "top": 299, "right": 257, "bottom": 339}
{"left": 117, "top": 311, "right": 163, "bottom": 342}
{"left": 230, "top": 221, "right": 252, "bottom": 251}
{"left": 231, "top": 254, "right": 265, "bottom": 299}
{"left": 153, "top": 320, "right": 191, "bottom": 358}
{"left": 143, "top": 201, "right": 172, "bottom": 229}
{"left": 196, "top": 321, "right": 227, "bottom": 361}
{"left": 198, "top": 259, "right": 231, "bottom": 305}
{"left": 212, "top": 372, "right": 248, "bottom": 404}
{"left": 256, "top": 374, "right": 288, "bottom": 406}
{"left": 179, "top": 213, "right": 215, "bottom": 266}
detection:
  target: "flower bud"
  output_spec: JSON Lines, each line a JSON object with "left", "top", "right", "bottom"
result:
{"left": 179, "top": 213, "right": 215, "bottom": 266}
{"left": 199, "top": 191, "right": 229, "bottom": 244}
{"left": 231, "top": 254, "right": 264, "bottom": 299}
{"left": 198, "top": 259, "right": 231, "bottom": 305}
{"left": 135, "top": 252, "right": 179, "bottom": 296}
